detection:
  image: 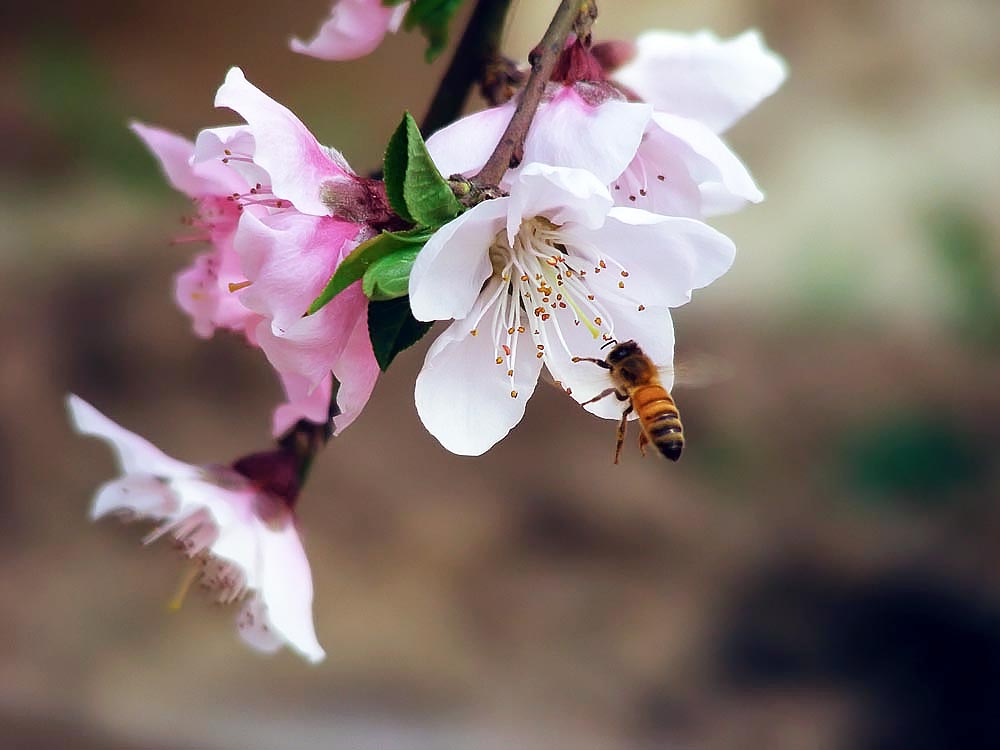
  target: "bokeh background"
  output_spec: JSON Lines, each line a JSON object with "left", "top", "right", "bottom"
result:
{"left": 2, "top": 0, "right": 999, "bottom": 747}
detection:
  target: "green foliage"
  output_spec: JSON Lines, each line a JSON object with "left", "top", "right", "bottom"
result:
{"left": 368, "top": 297, "right": 434, "bottom": 371}
{"left": 383, "top": 112, "right": 463, "bottom": 227}
{"left": 22, "top": 34, "right": 155, "bottom": 187}
{"left": 838, "top": 411, "right": 985, "bottom": 508}
{"left": 925, "top": 208, "right": 1000, "bottom": 350}
{"left": 362, "top": 247, "right": 421, "bottom": 300}
{"left": 307, "top": 227, "right": 432, "bottom": 315}
{"left": 384, "top": 0, "right": 466, "bottom": 62}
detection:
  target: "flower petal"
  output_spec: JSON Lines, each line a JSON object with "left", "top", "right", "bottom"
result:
{"left": 67, "top": 395, "right": 192, "bottom": 478}
{"left": 234, "top": 209, "right": 360, "bottom": 330}
{"left": 507, "top": 164, "right": 613, "bottom": 241}
{"left": 290, "top": 0, "right": 407, "bottom": 61}
{"left": 520, "top": 88, "right": 652, "bottom": 185}
{"left": 255, "top": 516, "right": 325, "bottom": 663}
{"left": 614, "top": 29, "right": 787, "bottom": 133}
{"left": 408, "top": 198, "right": 507, "bottom": 322}
{"left": 214, "top": 67, "right": 355, "bottom": 216}
{"left": 272, "top": 372, "right": 332, "bottom": 437}
{"left": 651, "top": 113, "right": 762, "bottom": 215}
{"left": 544, "top": 302, "right": 676, "bottom": 421}
{"left": 237, "top": 597, "right": 284, "bottom": 654}
{"left": 130, "top": 122, "right": 244, "bottom": 198}
{"left": 90, "top": 475, "right": 179, "bottom": 520}
{"left": 563, "top": 211, "right": 736, "bottom": 307}
{"left": 425, "top": 102, "right": 515, "bottom": 179}
{"left": 415, "top": 289, "right": 543, "bottom": 455}
{"left": 331, "top": 310, "right": 380, "bottom": 434}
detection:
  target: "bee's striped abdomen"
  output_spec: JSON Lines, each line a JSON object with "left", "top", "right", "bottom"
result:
{"left": 631, "top": 384, "right": 684, "bottom": 461}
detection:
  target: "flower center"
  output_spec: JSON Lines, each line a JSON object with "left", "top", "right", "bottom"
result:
{"left": 470, "top": 216, "right": 636, "bottom": 398}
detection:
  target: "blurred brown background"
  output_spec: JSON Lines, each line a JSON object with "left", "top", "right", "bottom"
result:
{"left": 2, "top": 0, "right": 1000, "bottom": 748}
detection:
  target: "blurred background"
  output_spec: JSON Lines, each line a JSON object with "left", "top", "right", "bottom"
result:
{"left": 2, "top": 0, "right": 999, "bottom": 747}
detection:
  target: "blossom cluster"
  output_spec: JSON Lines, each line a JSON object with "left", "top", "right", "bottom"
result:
{"left": 70, "top": 0, "right": 785, "bottom": 662}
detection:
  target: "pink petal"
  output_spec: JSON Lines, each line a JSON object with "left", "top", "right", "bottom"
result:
{"left": 614, "top": 29, "right": 787, "bottom": 133}
{"left": 290, "top": 0, "right": 408, "bottom": 61}
{"left": 272, "top": 372, "right": 333, "bottom": 437}
{"left": 234, "top": 210, "right": 361, "bottom": 331}
{"left": 330, "top": 310, "right": 379, "bottom": 434}
{"left": 214, "top": 68, "right": 355, "bottom": 216}
{"left": 520, "top": 87, "right": 651, "bottom": 185}
{"left": 130, "top": 121, "right": 244, "bottom": 198}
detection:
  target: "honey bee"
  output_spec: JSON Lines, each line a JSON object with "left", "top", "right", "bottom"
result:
{"left": 572, "top": 339, "right": 684, "bottom": 464}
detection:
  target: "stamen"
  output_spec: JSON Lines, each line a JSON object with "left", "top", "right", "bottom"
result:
{"left": 167, "top": 560, "right": 202, "bottom": 611}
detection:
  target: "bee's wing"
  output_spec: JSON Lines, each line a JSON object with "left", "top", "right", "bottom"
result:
{"left": 658, "top": 353, "right": 733, "bottom": 390}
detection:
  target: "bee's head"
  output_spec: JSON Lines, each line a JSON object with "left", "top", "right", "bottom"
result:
{"left": 606, "top": 339, "right": 640, "bottom": 364}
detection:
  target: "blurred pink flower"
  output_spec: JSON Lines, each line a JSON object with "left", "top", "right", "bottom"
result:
{"left": 68, "top": 394, "right": 325, "bottom": 663}
{"left": 291, "top": 0, "right": 409, "bottom": 61}
{"left": 614, "top": 29, "right": 788, "bottom": 135}
{"left": 195, "top": 67, "right": 382, "bottom": 435}
{"left": 408, "top": 164, "right": 735, "bottom": 456}
{"left": 130, "top": 122, "right": 263, "bottom": 341}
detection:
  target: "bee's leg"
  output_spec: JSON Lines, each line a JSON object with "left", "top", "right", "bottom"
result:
{"left": 638, "top": 431, "right": 649, "bottom": 457}
{"left": 581, "top": 387, "right": 618, "bottom": 405}
{"left": 615, "top": 405, "right": 633, "bottom": 465}
{"left": 571, "top": 356, "right": 612, "bottom": 370}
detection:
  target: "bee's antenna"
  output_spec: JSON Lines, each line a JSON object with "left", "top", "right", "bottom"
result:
{"left": 600, "top": 339, "right": 619, "bottom": 351}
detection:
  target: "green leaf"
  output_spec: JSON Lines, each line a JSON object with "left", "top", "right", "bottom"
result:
{"left": 398, "top": 112, "right": 464, "bottom": 226}
{"left": 308, "top": 227, "right": 431, "bottom": 314}
{"left": 397, "top": 0, "right": 465, "bottom": 62}
{"left": 368, "top": 297, "right": 434, "bottom": 371}
{"left": 382, "top": 114, "right": 413, "bottom": 224}
{"left": 362, "top": 247, "right": 421, "bottom": 301}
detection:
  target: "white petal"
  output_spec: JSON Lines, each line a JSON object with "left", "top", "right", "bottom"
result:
{"left": 565, "top": 211, "right": 735, "bottom": 308}
{"left": 545, "top": 302, "right": 675, "bottom": 421}
{"left": 67, "top": 395, "right": 193, "bottom": 478}
{"left": 425, "top": 102, "right": 515, "bottom": 179}
{"left": 615, "top": 29, "right": 787, "bottom": 133}
{"left": 507, "top": 164, "right": 612, "bottom": 242}
{"left": 521, "top": 89, "right": 652, "bottom": 185}
{"left": 408, "top": 198, "right": 507, "bottom": 322}
{"left": 255, "top": 516, "right": 325, "bottom": 663}
{"left": 90, "top": 475, "right": 179, "bottom": 521}
{"left": 651, "top": 113, "right": 762, "bottom": 215}
{"left": 415, "top": 296, "right": 543, "bottom": 456}
{"left": 237, "top": 597, "right": 284, "bottom": 655}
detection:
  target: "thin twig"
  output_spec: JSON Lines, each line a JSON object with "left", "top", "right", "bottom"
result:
{"left": 472, "top": 0, "right": 592, "bottom": 186}
{"left": 421, "top": 0, "right": 516, "bottom": 137}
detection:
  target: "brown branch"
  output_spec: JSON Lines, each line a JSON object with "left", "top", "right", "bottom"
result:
{"left": 472, "top": 0, "right": 595, "bottom": 187}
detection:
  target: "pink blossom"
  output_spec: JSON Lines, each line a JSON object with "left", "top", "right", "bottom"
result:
{"left": 68, "top": 394, "right": 325, "bottom": 663}
{"left": 291, "top": 0, "right": 409, "bottom": 61}
{"left": 130, "top": 122, "right": 262, "bottom": 340}
{"left": 428, "top": 29, "right": 785, "bottom": 220}
{"left": 195, "top": 68, "right": 382, "bottom": 435}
